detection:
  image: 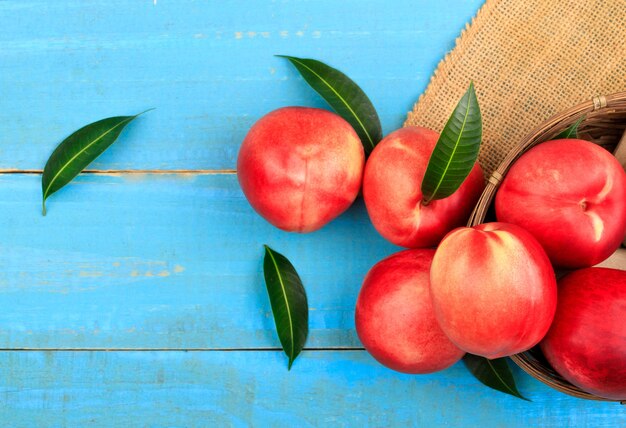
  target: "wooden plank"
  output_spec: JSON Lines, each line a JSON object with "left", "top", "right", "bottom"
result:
{"left": 0, "top": 173, "right": 398, "bottom": 349}
{"left": 0, "top": 0, "right": 483, "bottom": 170}
{"left": 0, "top": 350, "right": 623, "bottom": 427}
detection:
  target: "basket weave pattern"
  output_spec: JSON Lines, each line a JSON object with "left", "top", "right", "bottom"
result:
{"left": 467, "top": 92, "right": 626, "bottom": 403}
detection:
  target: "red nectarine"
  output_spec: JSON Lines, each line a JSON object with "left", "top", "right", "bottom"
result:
{"left": 355, "top": 249, "right": 465, "bottom": 374}
{"left": 237, "top": 107, "right": 364, "bottom": 232}
{"left": 430, "top": 222, "right": 557, "bottom": 359}
{"left": 540, "top": 267, "right": 626, "bottom": 400}
{"left": 363, "top": 126, "right": 484, "bottom": 248}
{"left": 496, "top": 138, "right": 626, "bottom": 268}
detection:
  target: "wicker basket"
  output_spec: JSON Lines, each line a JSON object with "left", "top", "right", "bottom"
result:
{"left": 467, "top": 91, "right": 626, "bottom": 403}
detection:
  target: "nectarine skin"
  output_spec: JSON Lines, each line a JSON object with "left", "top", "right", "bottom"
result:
{"left": 540, "top": 267, "right": 626, "bottom": 400}
{"left": 363, "top": 126, "right": 485, "bottom": 248}
{"left": 237, "top": 107, "right": 364, "bottom": 232}
{"left": 355, "top": 249, "right": 465, "bottom": 374}
{"left": 430, "top": 222, "right": 557, "bottom": 359}
{"left": 495, "top": 138, "right": 626, "bottom": 268}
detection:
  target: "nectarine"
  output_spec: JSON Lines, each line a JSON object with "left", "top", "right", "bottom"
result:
{"left": 363, "top": 126, "right": 484, "bottom": 248}
{"left": 495, "top": 138, "right": 626, "bottom": 268}
{"left": 540, "top": 267, "right": 626, "bottom": 400}
{"left": 430, "top": 222, "right": 557, "bottom": 359}
{"left": 355, "top": 249, "right": 465, "bottom": 374}
{"left": 237, "top": 107, "right": 364, "bottom": 232}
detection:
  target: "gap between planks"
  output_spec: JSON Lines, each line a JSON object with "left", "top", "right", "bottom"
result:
{"left": 0, "top": 168, "right": 357, "bottom": 355}
{"left": 0, "top": 167, "right": 345, "bottom": 354}
{"left": 0, "top": 169, "right": 237, "bottom": 175}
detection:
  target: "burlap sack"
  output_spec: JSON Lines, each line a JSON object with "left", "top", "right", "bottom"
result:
{"left": 405, "top": 0, "right": 626, "bottom": 179}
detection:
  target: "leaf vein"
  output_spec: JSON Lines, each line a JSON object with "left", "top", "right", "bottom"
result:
{"left": 266, "top": 248, "right": 295, "bottom": 364}
{"left": 288, "top": 57, "right": 374, "bottom": 150}
{"left": 43, "top": 116, "right": 133, "bottom": 200}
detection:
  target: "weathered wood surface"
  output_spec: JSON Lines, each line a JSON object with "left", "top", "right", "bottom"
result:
{"left": 1, "top": 0, "right": 624, "bottom": 425}
{"left": 0, "top": 0, "right": 478, "bottom": 171}
{"left": 0, "top": 173, "right": 397, "bottom": 349}
{"left": 0, "top": 351, "right": 623, "bottom": 427}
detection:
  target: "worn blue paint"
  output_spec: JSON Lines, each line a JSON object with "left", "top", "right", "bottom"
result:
{"left": 0, "top": 0, "right": 482, "bottom": 170}
{"left": 0, "top": 173, "right": 398, "bottom": 349}
{"left": 0, "top": 351, "right": 624, "bottom": 427}
{"left": 0, "top": 0, "right": 623, "bottom": 425}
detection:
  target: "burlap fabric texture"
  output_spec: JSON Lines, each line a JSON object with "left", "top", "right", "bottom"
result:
{"left": 404, "top": 0, "right": 626, "bottom": 179}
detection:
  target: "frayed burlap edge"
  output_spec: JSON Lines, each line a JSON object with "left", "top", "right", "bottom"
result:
{"left": 405, "top": 0, "right": 626, "bottom": 178}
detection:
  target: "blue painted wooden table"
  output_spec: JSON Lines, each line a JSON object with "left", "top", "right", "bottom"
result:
{"left": 0, "top": 1, "right": 624, "bottom": 426}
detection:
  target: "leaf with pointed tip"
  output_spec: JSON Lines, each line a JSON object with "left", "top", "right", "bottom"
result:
{"left": 42, "top": 110, "right": 151, "bottom": 215}
{"left": 463, "top": 354, "right": 530, "bottom": 401}
{"left": 554, "top": 115, "right": 585, "bottom": 140}
{"left": 263, "top": 245, "right": 309, "bottom": 370}
{"left": 421, "top": 82, "right": 482, "bottom": 205}
{"left": 279, "top": 55, "right": 382, "bottom": 154}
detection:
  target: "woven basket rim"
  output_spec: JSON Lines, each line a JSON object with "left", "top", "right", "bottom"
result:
{"left": 468, "top": 91, "right": 626, "bottom": 403}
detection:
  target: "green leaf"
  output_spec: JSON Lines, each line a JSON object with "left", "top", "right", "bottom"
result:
{"left": 554, "top": 115, "right": 585, "bottom": 140}
{"left": 278, "top": 55, "right": 382, "bottom": 154}
{"left": 42, "top": 110, "right": 152, "bottom": 215}
{"left": 263, "top": 245, "right": 309, "bottom": 370}
{"left": 421, "top": 82, "right": 482, "bottom": 205}
{"left": 463, "top": 354, "right": 530, "bottom": 401}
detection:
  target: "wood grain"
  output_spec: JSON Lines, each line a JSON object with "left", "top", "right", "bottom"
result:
{"left": 0, "top": 173, "right": 398, "bottom": 349}
{"left": 0, "top": 0, "right": 483, "bottom": 171}
{"left": 2, "top": 0, "right": 620, "bottom": 424}
{"left": 0, "top": 350, "right": 623, "bottom": 427}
